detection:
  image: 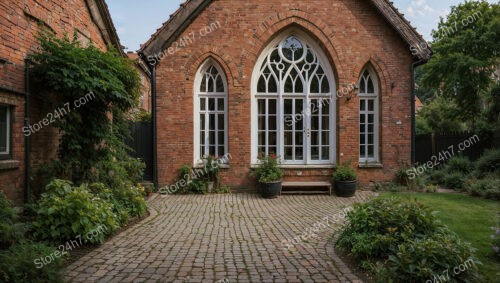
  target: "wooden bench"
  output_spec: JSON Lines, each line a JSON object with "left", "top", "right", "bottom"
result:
{"left": 281, "top": 181, "right": 332, "bottom": 195}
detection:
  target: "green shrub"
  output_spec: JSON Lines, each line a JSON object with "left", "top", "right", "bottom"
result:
{"left": 443, "top": 172, "right": 467, "bottom": 190}
{"left": 32, "top": 179, "right": 118, "bottom": 244}
{"left": 87, "top": 183, "right": 129, "bottom": 225}
{"left": 90, "top": 156, "right": 147, "bottom": 219}
{"left": 0, "top": 241, "right": 64, "bottom": 283}
{"left": 428, "top": 170, "right": 446, "bottom": 185}
{"left": 179, "top": 165, "right": 206, "bottom": 194}
{"left": 333, "top": 162, "right": 357, "bottom": 182}
{"left": 445, "top": 156, "right": 474, "bottom": 174}
{"left": 0, "top": 192, "right": 25, "bottom": 249}
{"left": 470, "top": 178, "right": 500, "bottom": 200}
{"left": 372, "top": 235, "right": 480, "bottom": 283}
{"left": 252, "top": 154, "right": 283, "bottom": 183}
{"left": 475, "top": 149, "right": 500, "bottom": 178}
{"left": 337, "top": 198, "right": 480, "bottom": 282}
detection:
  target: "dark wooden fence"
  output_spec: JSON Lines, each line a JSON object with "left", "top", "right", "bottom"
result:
{"left": 126, "top": 122, "right": 153, "bottom": 181}
{"left": 415, "top": 131, "right": 495, "bottom": 165}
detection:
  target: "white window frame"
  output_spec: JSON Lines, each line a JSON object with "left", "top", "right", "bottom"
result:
{"left": 0, "top": 105, "right": 10, "bottom": 156}
{"left": 193, "top": 59, "right": 228, "bottom": 165}
{"left": 251, "top": 30, "right": 337, "bottom": 166}
{"left": 358, "top": 68, "right": 380, "bottom": 164}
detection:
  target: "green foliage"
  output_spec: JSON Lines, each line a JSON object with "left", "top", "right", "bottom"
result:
{"left": 421, "top": 1, "right": 500, "bottom": 122}
{"left": 252, "top": 154, "right": 283, "bottom": 183}
{"left": 176, "top": 165, "right": 207, "bottom": 194}
{"left": 333, "top": 162, "right": 356, "bottom": 182}
{"left": 415, "top": 115, "right": 433, "bottom": 135}
{"left": 415, "top": 96, "right": 466, "bottom": 134}
{"left": 89, "top": 154, "right": 147, "bottom": 220}
{"left": 337, "top": 198, "right": 480, "bottom": 282}
{"left": 29, "top": 32, "right": 141, "bottom": 184}
{"left": 396, "top": 164, "right": 423, "bottom": 189}
{"left": 129, "top": 109, "right": 152, "bottom": 122}
{"left": 445, "top": 156, "right": 474, "bottom": 174}
{"left": 443, "top": 172, "right": 468, "bottom": 191}
{"left": 32, "top": 179, "right": 118, "bottom": 244}
{"left": 215, "top": 185, "right": 232, "bottom": 194}
{"left": 0, "top": 192, "right": 25, "bottom": 249}
{"left": 427, "top": 169, "right": 447, "bottom": 185}
{"left": 474, "top": 149, "right": 500, "bottom": 177}
{"left": 0, "top": 241, "right": 64, "bottom": 283}
{"left": 202, "top": 155, "right": 221, "bottom": 186}
{"left": 470, "top": 178, "right": 500, "bottom": 200}
{"left": 0, "top": 193, "right": 63, "bottom": 282}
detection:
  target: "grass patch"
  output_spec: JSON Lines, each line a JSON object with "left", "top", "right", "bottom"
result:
{"left": 380, "top": 192, "right": 500, "bottom": 281}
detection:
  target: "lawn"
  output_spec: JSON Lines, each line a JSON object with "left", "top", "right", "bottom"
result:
{"left": 380, "top": 192, "right": 500, "bottom": 282}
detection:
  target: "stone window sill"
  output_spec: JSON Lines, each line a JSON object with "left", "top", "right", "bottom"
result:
{"left": 193, "top": 164, "right": 230, "bottom": 169}
{"left": 0, "top": 160, "right": 20, "bottom": 171}
{"left": 359, "top": 163, "right": 383, "bottom": 168}
{"left": 250, "top": 164, "right": 336, "bottom": 169}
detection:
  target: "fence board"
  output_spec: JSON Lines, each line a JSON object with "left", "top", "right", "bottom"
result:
{"left": 126, "top": 122, "right": 153, "bottom": 181}
{"left": 415, "top": 131, "right": 494, "bottom": 165}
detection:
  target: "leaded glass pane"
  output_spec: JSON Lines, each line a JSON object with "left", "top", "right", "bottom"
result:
{"left": 258, "top": 77, "right": 266, "bottom": 92}
{"left": 217, "top": 98, "right": 224, "bottom": 111}
{"left": 268, "top": 99, "right": 277, "bottom": 115}
{"left": 216, "top": 76, "right": 224, "bottom": 92}
{"left": 208, "top": 98, "right": 215, "bottom": 111}
{"left": 258, "top": 99, "right": 266, "bottom": 114}
{"left": 368, "top": 78, "right": 374, "bottom": 93}
{"left": 200, "top": 98, "right": 206, "bottom": 111}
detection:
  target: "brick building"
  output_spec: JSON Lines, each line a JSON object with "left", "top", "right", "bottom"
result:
{"left": 127, "top": 52, "right": 152, "bottom": 113}
{"left": 140, "top": 0, "right": 432, "bottom": 190}
{"left": 0, "top": 0, "right": 124, "bottom": 203}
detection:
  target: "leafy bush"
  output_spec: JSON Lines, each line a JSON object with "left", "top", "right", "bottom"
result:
{"left": 428, "top": 169, "right": 446, "bottom": 185}
{"left": 178, "top": 165, "right": 207, "bottom": 194}
{"left": 470, "top": 178, "right": 500, "bottom": 200}
{"left": 443, "top": 172, "right": 467, "bottom": 190}
{"left": 0, "top": 241, "right": 64, "bottom": 283}
{"left": 445, "top": 156, "right": 474, "bottom": 174}
{"left": 337, "top": 198, "right": 480, "bottom": 282}
{"left": 424, "top": 184, "right": 438, "bottom": 193}
{"left": 32, "top": 179, "right": 118, "bottom": 244}
{"left": 475, "top": 149, "right": 500, "bottom": 178}
{"left": 0, "top": 192, "right": 25, "bottom": 249}
{"left": 0, "top": 193, "right": 63, "bottom": 282}
{"left": 252, "top": 154, "right": 283, "bottom": 183}
{"left": 90, "top": 155, "right": 147, "bottom": 220}
{"left": 333, "top": 162, "right": 357, "bottom": 182}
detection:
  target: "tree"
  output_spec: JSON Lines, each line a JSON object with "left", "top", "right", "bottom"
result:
{"left": 420, "top": 1, "right": 500, "bottom": 125}
{"left": 416, "top": 96, "right": 466, "bottom": 134}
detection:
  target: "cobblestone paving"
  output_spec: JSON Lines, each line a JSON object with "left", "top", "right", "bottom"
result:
{"left": 66, "top": 192, "right": 376, "bottom": 282}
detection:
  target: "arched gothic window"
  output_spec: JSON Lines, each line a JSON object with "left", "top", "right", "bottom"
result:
{"left": 358, "top": 68, "right": 380, "bottom": 163}
{"left": 194, "top": 60, "right": 228, "bottom": 163}
{"left": 252, "top": 33, "right": 336, "bottom": 165}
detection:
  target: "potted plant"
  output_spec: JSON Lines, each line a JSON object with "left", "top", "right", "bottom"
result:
{"left": 333, "top": 162, "right": 357, "bottom": 197}
{"left": 202, "top": 156, "right": 221, "bottom": 193}
{"left": 252, "top": 154, "right": 283, "bottom": 198}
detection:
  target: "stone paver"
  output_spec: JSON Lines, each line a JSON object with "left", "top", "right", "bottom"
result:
{"left": 66, "top": 192, "right": 376, "bottom": 282}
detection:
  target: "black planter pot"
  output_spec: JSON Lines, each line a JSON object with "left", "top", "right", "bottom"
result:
{"left": 334, "top": 180, "right": 357, "bottom": 197}
{"left": 259, "top": 181, "right": 281, "bottom": 199}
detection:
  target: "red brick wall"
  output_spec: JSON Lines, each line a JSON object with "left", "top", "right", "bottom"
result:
{"left": 155, "top": 0, "right": 415, "bottom": 190}
{"left": 0, "top": 0, "right": 111, "bottom": 204}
